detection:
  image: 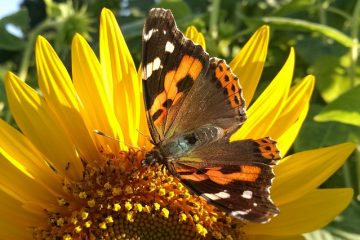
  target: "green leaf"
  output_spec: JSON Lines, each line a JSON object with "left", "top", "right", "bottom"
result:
{"left": 259, "top": 16, "right": 354, "bottom": 47}
{"left": 315, "top": 85, "right": 360, "bottom": 127}
{"left": 272, "top": 0, "right": 316, "bottom": 16}
{"left": 0, "top": 26, "right": 25, "bottom": 50}
{"left": 310, "top": 55, "right": 352, "bottom": 103}
{"left": 0, "top": 9, "right": 29, "bottom": 51}
{"left": 156, "top": 0, "right": 191, "bottom": 19}
{"left": 294, "top": 105, "right": 359, "bottom": 151}
{"left": 0, "top": 9, "right": 29, "bottom": 29}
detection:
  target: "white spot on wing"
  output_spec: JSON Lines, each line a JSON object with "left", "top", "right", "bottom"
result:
{"left": 202, "top": 191, "right": 231, "bottom": 201}
{"left": 165, "top": 41, "right": 175, "bottom": 53}
{"left": 143, "top": 57, "right": 162, "bottom": 80}
{"left": 143, "top": 28, "right": 158, "bottom": 41}
{"left": 216, "top": 191, "right": 231, "bottom": 199}
{"left": 230, "top": 209, "right": 251, "bottom": 217}
{"left": 202, "top": 193, "right": 220, "bottom": 201}
{"left": 153, "top": 57, "right": 161, "bottom": 70}
{"left": 142, "top": 66, "right": 146, "bottom": 80}
{"left": 241, "top": 190, "right": 253, "bottom": 199}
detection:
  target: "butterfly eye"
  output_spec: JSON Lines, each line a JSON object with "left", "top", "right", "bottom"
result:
{"left": 143, "top": 152, "right": 154, "bottom": 166}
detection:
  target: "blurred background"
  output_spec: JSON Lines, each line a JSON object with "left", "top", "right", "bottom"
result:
{"left": 0, "top": 0, "right": 359, "bottom": 239}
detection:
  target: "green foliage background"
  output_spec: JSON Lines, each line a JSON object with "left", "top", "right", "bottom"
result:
{"left": 1, "top": 0, "right": 360, "bottom": 239}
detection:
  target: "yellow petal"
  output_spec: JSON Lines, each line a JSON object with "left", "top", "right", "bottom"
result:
{"left": 36, "top": 36, "right": 100, "bottom": 162}
{"left": 100, "top": 8, "right": 140, "bottom": 148}
{"left": 270, "top": 75, "right": 315, "bottom": 153}
{"left": 272, "top": 143, "right": 355, "bottom": 206}
{"left": 247, "top": 235, "right": 305, "bottom": 240}
{"left": 230, "top": 25, "right": 269, "bottom": 106}
{"left": 72, "top": 33, "right": 124, "bottom": 152}
{"left": 0, "top": 190, "right": 41, "bottom": 239}
{"left": 0, "top": 222, "right": 32, "bottom": 240}
{"left": 276, "top": 106, "right": 308, "bottom": 154}
{"left": 185, "top": 26, "right": 206, "bottom": 49}
{"left": 0, "top": 119, "right": 63, "bottom": 195}
{"left": 245, "top": 188, "right": 353, "bottom": 236}
{"left": 136, "top": 66, "right": 152, "bottom": 150}
{"left": 0, "top": 154, "right": 56, "bottom": 206}
{"left": 231, "top": 48, "right": 294, "bottom": 141}
{"left": 5, "top": 72, "right": 82, "bottom": 180}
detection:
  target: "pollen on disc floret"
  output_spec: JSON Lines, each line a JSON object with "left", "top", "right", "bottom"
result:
{"left": 32, "top": 148, "right": 242, "bottom": 239}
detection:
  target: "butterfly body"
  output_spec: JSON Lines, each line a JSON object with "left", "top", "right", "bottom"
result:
{"left": 144, "top": 125, "right": 224, "bottom": 171}
{"left": 141, "top": 8, "right": 280, "bottom": 223}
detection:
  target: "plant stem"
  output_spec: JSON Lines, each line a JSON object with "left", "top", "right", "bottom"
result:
{"left": 349, "top": 0, "right": 360, "bottom": 87}
{"left": 259, "top": 16, "right": 354, "bottom": 47}
{"left": 209, "top": 0, "right": 220, "bottom": 40}
{"left": 350, "top": 1, "right": 360, "bottom": 198}
{"left": 18, "top": 19, "right": 56, "bottom": 81}
{"left": 317, "top": 0, "right": 327, "bottom": 25}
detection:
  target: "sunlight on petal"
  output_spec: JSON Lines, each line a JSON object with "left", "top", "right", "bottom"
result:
{"left": 0, "top": 191, "right": 42, "bottom": 239}
{"left": 247, "top": 235, "right": 305, "bottom": 240}
{"left": 0, "top": 119, "right": 63, "bottom": 195}
{"left": 185, "top": 26, "right": 206, "bottom": 49}
{"left": 0, "top": 154, "right": 57, "bottom": 206}
{"left": 272, "top": 143, "right": 355, "bottom": 206}
{"left": 230, "top": 25, "right": 269, "bottom": 106}
{"left": 245, "top": 188, "right": 353, "bottom": 236}
{"left": 36, "top": 36, "right": 100, "bottom": 163}
{"left": 72, "top": 34, "right": 124, "bottom": 152}
{"left": 270, "top": 75, "right": 315, "bottom": 153}
{"left": 276, "top": 106, "right": 308, "bottom": 154}
{"left": 0, "top": 220, "right": 32, "bottom": 239}
{"left": 5, "top": 72, "right": 82, "bottom": 180}
{"left": 100, "top": 8, "right": 140, "bottom": 148}
{"left": 231, "top": 48, "right": 294, "bottom": 141}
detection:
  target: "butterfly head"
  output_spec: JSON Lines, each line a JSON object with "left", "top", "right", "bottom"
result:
{"left": 142, "top": 148, "right": 163, "bottom": 166}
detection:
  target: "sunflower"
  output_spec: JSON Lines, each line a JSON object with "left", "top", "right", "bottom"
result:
{"left": 0, "top": 8, "right": 354, "bottom": 240}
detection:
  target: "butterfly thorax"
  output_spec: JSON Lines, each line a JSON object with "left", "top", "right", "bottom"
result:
{"left": 143, "top": 125, "right": 225, "bottom": 167}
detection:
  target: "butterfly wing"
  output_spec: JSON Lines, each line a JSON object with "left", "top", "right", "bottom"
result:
{"left": 143, "top": 8, "right": 280, "bottom": 223}
{"left": 142, "top": 9, "right": 209, "bottom": 143}
{"left": 173, "top": 137, "right": 280, "bottom": 223}
{"left": 142, "top": 9, "right": 246, "bottom": 143}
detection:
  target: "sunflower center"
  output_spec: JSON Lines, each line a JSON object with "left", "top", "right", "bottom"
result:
{"left": 32, "top": 149, "right": 242, "bottom": 239}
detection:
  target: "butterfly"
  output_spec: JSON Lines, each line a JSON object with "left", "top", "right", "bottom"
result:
{"left": 141, "top": 8, "right": 280, "bottom": 223}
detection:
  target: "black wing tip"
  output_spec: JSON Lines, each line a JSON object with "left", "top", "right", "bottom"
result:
{"left": 143, "top": 8, "right": 176, "bottom": 38}
{"left": 144, "top": 7, "right": 209, "bottom": 64}
{"left": 148, "top": 8, "right": 174, "bottom": 20}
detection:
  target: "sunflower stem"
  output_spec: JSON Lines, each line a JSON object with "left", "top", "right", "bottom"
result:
{"left": 342, "top": 158, "right": 353, "bottom": 188}
{"left": 346, "top": 0, "right": 360, "bottom": 195}
{"left": 349, "top": 0, "right": 360, "bottom": 87}
{"left": 18, "top": 19, "right": 56, "bottom": 81}
{"left": 209, "top": 0, "right": 220, "bottom": 40}
{"left": 317, "top": 0, "right": 327, "bottom": 25}
{"left": 355, "top": 147, "right": 360, "bottom": 196}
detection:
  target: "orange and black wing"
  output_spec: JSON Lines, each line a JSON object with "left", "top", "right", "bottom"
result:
{"left": 142, "top": 9, "right": 209, "bottom": 143}
{"left": 173, "top": 137, "right": 281, "bottom": 223}
{"left": 142, "top": 9, "right": 246, "bottom": 143}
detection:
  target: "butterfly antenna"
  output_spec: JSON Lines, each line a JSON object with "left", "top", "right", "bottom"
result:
{"left": 93, "top": 129, "right": 143, "bottom": 151}
{"left": 136, "top": 129, "right": 155, "bottom": 145}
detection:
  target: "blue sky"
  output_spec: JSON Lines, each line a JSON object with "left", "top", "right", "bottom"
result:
{"left": 0, "top": 0, "right": 22, "bottom": 19}
{"left": 0, "top": 0, "right": 24, "bottom": 37}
